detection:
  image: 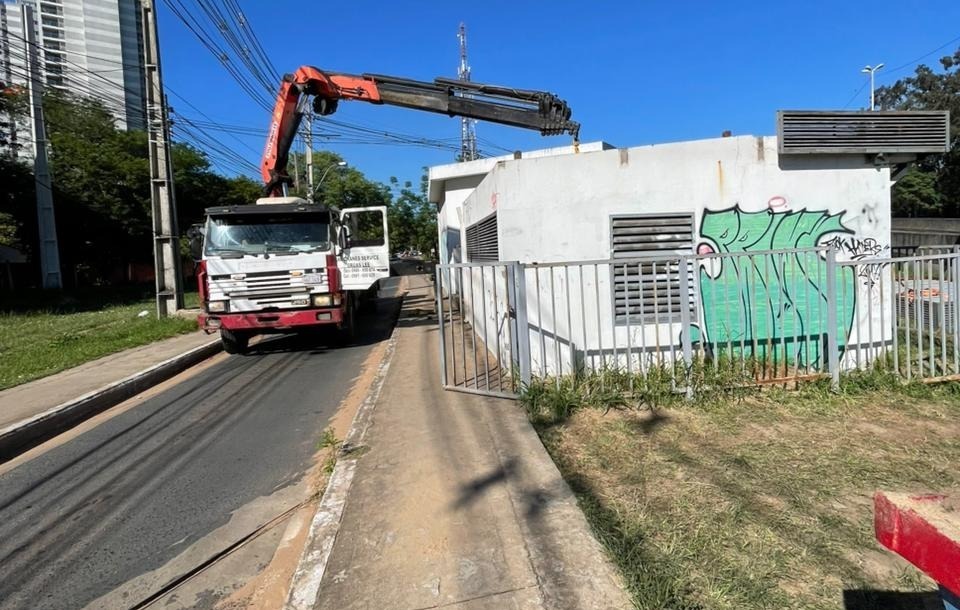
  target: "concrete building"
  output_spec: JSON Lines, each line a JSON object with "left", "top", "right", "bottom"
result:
{"left": 0, "top": 0, "right": 145, "bottom": 151}
{"left": 429, "top": 134, "right": 896, "bottom": 377}
{"left": 428, "top": 141, "right": 616, "bottom": 268}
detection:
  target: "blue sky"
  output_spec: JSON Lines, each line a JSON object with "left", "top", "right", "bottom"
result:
{"left": 157, "top": 0, "right": 960, "bottom": 187}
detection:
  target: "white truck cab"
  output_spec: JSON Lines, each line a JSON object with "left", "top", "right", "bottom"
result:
{"left": 197, "top": 197, "right": 389, "bottom": 353}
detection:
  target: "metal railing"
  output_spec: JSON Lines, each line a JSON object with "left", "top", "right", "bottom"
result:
{"left": 435, "top": 246, "right": 960, "bottom": 399}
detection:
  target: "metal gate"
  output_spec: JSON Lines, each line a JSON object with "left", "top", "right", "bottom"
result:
{"left": 435, "top": 262, "right": 530, "bottom": 398}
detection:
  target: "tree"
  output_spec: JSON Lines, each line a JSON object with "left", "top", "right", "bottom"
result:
{"left": 388, "top": 173, "right": 436, "bottom": 257}
{"left": 877, "top": 48, "right": 960, "bottom": 216}
{"left": 1, "top": 91, "right": 270, "bottom": 286}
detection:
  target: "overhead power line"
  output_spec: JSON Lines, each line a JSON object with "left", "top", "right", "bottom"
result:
{"left": 841, "top": 32, "right": 960, "bottom": 108}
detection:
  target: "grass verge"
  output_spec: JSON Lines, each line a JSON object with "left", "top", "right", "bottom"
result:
{"left": 0, "top": 286, "right": 198, "bottom": 390}
{"left": 523, "top": 368, "right": 960, "bottom": 609}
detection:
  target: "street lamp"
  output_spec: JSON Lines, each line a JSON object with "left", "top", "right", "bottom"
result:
{"left": 312, "top": 161, "right": 347, "bottom": 200}
{"left": 861, "top": 63, "right": 884, "bottom": 111}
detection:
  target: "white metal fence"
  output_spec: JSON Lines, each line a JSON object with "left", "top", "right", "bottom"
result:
{"left": 435, "top": 246, "right": 960, "bottom": 398}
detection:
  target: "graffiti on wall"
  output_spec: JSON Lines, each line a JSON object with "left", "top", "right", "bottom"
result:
{"left": 689, "top": 204, "right": 856, "bottom": 368}
{"left": 822, "top": 235, "right": 889, "bottom": 286}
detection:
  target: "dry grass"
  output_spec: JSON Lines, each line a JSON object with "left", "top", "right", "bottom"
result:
{"left": 530, "top": 383, "right": 960, "bottom": 609}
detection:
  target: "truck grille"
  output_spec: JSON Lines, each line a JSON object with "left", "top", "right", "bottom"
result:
{"left": 209, "top": 269, "right": 327, "bottom": 309}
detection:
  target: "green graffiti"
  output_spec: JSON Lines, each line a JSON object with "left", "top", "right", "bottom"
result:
{"left": 690, "top": 206, "right": 855, "bottom": 368}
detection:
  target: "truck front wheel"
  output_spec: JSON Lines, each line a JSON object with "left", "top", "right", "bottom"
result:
{"left": 220, "top": 329, "right": 250, "bottom": 355}
{"left": 336, "top": 299, "right": 356, "bottom": 345}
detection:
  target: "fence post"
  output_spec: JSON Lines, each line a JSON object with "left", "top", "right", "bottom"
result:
{"left": 436, "top": 265, "right": 448, "bottom": 387}
{"left": 825, "top": 247, "right": 841, "bottom": 390}
{"left": 511, "top": 261, "right": 532, "bottom": 388}
{"left": 678, "top": 255, "right": 694, "bottom": 398}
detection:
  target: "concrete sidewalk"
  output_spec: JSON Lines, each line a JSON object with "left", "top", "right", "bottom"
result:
{"left": 305, "top": 276, "right": 629, "bottom": 609}
{"left": 0, "top": 330, "right": 218, "bottom": 430}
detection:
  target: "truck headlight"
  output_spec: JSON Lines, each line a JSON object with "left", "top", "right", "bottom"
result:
{"left": 312, "top": 293, "right": 333, "bottom": 307}
{"left": 207, "top": 301, "right": 227, "bottom": 313}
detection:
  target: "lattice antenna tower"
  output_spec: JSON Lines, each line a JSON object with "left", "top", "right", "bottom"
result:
{"left": 458, "top": 22, "right": 478, "bottom": 161}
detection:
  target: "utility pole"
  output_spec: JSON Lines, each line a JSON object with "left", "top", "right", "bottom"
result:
{"left": 305, "top": 111, "right": 314, "bottom": 202}
{"left": 141, "top": 0, "right": 182, "bottom": 317}
{"left": 22, "top": 5, "right": 62, "bottom": 289}
{"left": 457, "top": 23, "right": 478, "bottom": 162}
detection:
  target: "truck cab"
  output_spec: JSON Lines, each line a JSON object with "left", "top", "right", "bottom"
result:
{"left": 197, "top": 197, "right": 389, "bottom": 353}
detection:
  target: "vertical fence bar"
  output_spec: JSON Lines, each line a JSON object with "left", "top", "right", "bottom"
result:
{"left": 867, "top": 264, "right": 875, "bottom": 368}
{"left": 624, "top": 263, "right": 634, "bottom": 388}
{"left": 579, "top": 265, "right": 589, "bottom": 374}
{"left": 666, "top": 259, "right": 677, "bottom": 381}
{"left": 595, "top": 263, "right": 605, "bottom": 372}
{"left": 913, "top": 261, "right": 924, "bottom": 372}
{"left": 492, "top": 266, "right": 504, "bottom": 391}
{"left": 534, "top": 266, "right": 545, "bottom": 379}
{"left": 458, "top": 266, "right": 468, "bottom": 387}
{"left": 737, "top": 254, "right": 746, "bottom": 373}
{"left": 763, "top": 254, "right": 772, "bottom": 380}
{"left": 513, "top": 263, "right": 532, "bottom": 388}
{"left": 468, "top": 266, "right": 479, "bottom": 388}
{"left": 904, "top": 261, "right": 912, "bottom": 380}
{"left": 825, "top": 247, "right": 840, "bottom": 390}
{"left": 447, "top": 267, "right": 457, "bottom": 387}
{"left": 679, "top": 254, "right": 693, "bottom": 397}
{"left": 550, "top": 267, "right": 561, "bottom": 386}
{"left": 940, "top": 258, "right": 947, "bottom": 377}
{"left": 928, "top": 259, "right": 935, "bottom": 377}
{"left": 650, "top": 261, "right": 663, "bottom": 367}
{"left": 750, "top": 254, "right": 760, "bottom": 377}
{"left": 637, "top": 262, "right": 647, "bottom": 376}
{"left": 480, "top": 266, "right": 491, "bottom": 391}
{"left": 816, "top": 250, "right": 825, "bottom": 375}
{"left": 565, "top": 265, "right": 574, "bottom": 378}
{"left": 505, "top": 264, "right": 518, "bottom": 392}
{"left": 436, "top": 266, "right": 448, "bottom": 387}
{"left": 803, "top": 251, "right": 813, "bottom": 374}
{"left": 953, "top": 253, "right": 960, "bottom": 375}
{"left": 843, "top": 264, "right": 856, "bottom": 370}
{"left": 878, "top": 264, "right": 886, "bottom": 371}
{"left": 892, "top": 261, "right": 899, "bottom": 377}
{"left": 722, "top": 255, "right": 732, "bottom": 367}
{"left": 778, "top": 252, "right": 788, "bottom": 380}
{"left": 789, "top": 252, "right": 798, "bottom": 380}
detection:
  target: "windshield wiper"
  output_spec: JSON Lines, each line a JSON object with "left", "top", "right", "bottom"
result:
{"left": 208, "top": 248, "right": 248, "bottom": 259}
{"left": 264, "top": 245, "right": 299, "bottom": 256}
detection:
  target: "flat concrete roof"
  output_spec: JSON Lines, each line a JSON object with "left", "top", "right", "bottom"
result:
{"left": 428, "top": 141, "right": 616, "bottom": 204}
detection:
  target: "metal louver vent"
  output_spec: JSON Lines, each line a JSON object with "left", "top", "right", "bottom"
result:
{"left": 466, "top": 213, "right": 498, "bottom": 262}
{"left": 610, "top": 214, "right": 695, "bottom": 323}
{"left": 778, "top": 111, "right": 950, "bottom": 154}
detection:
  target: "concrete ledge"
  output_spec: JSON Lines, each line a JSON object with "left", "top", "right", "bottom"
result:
{"left": 0, "top": 339, "right": 222, "bottom": 461}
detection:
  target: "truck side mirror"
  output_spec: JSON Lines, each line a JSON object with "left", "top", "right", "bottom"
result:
{"left": 187, "top": 226, "right": 204, "bottom": 261}
{"left": 339, "top": 226, "right": 350, "bottom": 250}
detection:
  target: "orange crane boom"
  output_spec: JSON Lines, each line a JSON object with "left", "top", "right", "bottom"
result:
{"left": 261, "top": 66, "right": 580, "bottom": 195}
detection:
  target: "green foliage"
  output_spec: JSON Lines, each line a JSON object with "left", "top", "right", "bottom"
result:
{"left": 0, "top": 288, "right": 196, "bottom": 390}
{"left": 521, "top": 358, "right": 758, "bottom": 426}
{"left": 289, "top": 149, "right": 437, "bottom": 258}
{"left": 387, "top": 173, "right": 437, "bottom": 257}
{"left": 0, "top": 84, "right": 27, "bottom": 149}
{"left": 877, "top": 47, "right": 960, "bottom": 216}
{"left": 2, "top": 92, "right": 269, "bottom": 287}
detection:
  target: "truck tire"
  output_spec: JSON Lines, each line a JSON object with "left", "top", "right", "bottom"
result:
{"left": 336, "top": 299, "right": 356, "bottom": 345}
{"left": 220, "top": 329, "right": 249, "bottom": 355}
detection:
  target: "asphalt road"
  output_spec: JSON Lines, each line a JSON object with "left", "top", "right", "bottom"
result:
{"left": 0, "top": 279, "right": 402, "bottom": 610}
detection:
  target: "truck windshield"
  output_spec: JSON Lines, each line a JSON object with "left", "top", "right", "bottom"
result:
{"left": 204, "top": 212, "right": 331, "bottom": 255}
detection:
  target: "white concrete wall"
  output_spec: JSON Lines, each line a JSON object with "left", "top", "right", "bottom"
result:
{"left": 457, "top": 135, "right": 893, "bottom": 376}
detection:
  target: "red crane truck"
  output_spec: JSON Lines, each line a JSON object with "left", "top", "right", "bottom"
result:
{"left": 197, "top": 66, "right": 579, "bottom": 354}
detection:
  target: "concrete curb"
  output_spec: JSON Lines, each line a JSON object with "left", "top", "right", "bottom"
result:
{"left": 284, "top": 304, "right": 402, "bottom": 610}
{"left": 0, "top": 338, "right": 223, "bottom": 461}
